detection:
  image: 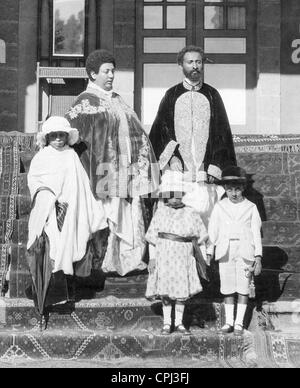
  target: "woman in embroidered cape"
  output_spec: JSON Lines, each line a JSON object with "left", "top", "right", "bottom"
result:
{"left": 65, "top": 49, "right": 159, "bottom": 276}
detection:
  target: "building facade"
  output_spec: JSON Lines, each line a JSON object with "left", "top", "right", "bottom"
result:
{"left": 0, "top": 0, "right": 299, "bottom": 135}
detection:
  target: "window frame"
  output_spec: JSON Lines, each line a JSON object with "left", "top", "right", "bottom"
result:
{"left": 135, "top": 0, "right": 257, "bottom": 133}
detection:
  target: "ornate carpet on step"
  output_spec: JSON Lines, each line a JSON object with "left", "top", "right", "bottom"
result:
{"left": 254, "top": 330, "right": 300, "bottom": 368}
{"left": 0, "top": 297, "right": 224, "bottom": 331}
{"left": 0, "top": 357, "right": 250, "bottom": 368}
{"left": 0, "top": 328, "right": 246, "bottom": 363}
{"left": 0, "top": 296, "right": 248, "bottom": 364}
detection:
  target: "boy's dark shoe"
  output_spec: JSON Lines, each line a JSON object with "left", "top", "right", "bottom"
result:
{"left": 219, "top": 324, "right": 234, "bottom": 334}
{"left": 174, "top": 324, "right": 191, "bottom": 335}
{"left": 234, "top": 324, "right": 244, "bottom": 336}
{"left": 161, "top": 324, "right": 171, "bottom": 335}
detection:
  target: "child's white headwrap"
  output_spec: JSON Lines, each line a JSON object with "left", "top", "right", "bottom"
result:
{"left": 159, "top": 170, "right": 192, "bottom": 196}
{"left": 36, "top": 116, "right": 79, "bottom": 148}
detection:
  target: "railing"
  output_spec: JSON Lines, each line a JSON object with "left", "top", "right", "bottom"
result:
{"left": 36, "top": 63, "right": 88, "bottom": 131}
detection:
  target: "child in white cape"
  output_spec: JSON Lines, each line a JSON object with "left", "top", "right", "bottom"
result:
{"left": 27, "top": 116, "right": 107, "bottom": 284}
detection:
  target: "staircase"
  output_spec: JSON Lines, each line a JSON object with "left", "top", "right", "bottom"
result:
{"left": 1, "top": 132, "right": 300, "bottom": 367}
{"left": 0, "top": 295, "right": 251, "bottom": 362}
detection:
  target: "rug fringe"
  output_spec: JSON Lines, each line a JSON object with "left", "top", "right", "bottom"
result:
{"left": 0, "top": 131, "right": 36, "bottom": 151}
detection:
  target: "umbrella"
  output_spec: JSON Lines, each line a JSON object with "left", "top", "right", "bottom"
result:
{"left": 26, "top": 231, "right": 53, "bottom": 330}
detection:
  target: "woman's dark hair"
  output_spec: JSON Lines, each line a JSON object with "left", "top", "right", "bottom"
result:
{"left": 85, "top": 49, "right": 116, "bottom": 81}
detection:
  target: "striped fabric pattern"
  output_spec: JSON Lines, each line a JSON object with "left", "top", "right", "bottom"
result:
{"left": 55, "top": 201, "right": 69, "bottom": 232}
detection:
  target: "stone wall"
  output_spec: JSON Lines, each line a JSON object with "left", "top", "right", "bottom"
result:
{"left": 112, "top": 0, "right": 136, "bottom": 108}
{"left": 236, "top": 136, "right": 300, "bottom": 301}
{"left": 0, "top": 0, "right": 19, "bottom": 132}
{"left": 256, "top": 0, "right": 281, "bottom": 134}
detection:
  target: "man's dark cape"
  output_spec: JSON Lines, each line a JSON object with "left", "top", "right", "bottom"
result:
{"left": 149, "top": 82, "right": 236, "bottom": 174}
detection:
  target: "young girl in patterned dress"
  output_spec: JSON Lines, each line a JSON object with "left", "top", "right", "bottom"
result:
{"left": 145, "top": 171, "right": 210, "bottom": 335}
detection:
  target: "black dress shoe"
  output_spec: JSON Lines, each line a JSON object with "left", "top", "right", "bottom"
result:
{"left": 234, "top": 324, "right": 244, "bottom": 336}
{"left": 161, "top": 324, "right": 171, "bottom": 335}
{"left": 219, "top": 324, "right": 234, "bottom": 334}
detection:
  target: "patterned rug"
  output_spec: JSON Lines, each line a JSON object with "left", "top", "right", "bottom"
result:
{"left": 0, "top": 296, "right": 224, "bottom": 332}
{"left": 0, "top": 132, "right": 36, "bottom": 295}
{"left": 0, "top": 357, "right": 249, "bottom": 368}
{"left": 254, "top": 330, "right": 300, "bottom": 368}
{"left": 0, "top": 327, "right": 246, "bottom": 363}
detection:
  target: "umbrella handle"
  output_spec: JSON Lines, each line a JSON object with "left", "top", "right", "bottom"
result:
{"left": 39, "top": 310, "right": 50, "bottom": 331}
{"left": 39, "top": 314, "right": 45, "bottom": 331}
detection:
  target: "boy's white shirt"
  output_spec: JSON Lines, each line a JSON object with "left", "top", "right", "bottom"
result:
{"left": 27, "top": 145, "right": 107, "bottom": 275}
{"left": 208, "top": 197, "right": 262, "bottom": 261}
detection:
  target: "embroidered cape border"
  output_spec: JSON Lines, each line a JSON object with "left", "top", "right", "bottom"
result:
{"left": 233, "top": 135, "right": 300, "bottom": 153}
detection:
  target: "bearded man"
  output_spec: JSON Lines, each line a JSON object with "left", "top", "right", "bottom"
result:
{"left": 149, "top": 45, "right": 236, "bottom": 187}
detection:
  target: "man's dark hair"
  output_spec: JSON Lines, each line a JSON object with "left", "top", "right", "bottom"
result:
{"left": 85, "top": 49, "right": 116, "bottom": 81}
{"left": 177, "top": 45, "right": 204, "bottom": 65}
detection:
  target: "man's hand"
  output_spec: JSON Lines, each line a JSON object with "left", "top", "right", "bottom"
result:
{"left": 206, "top": 254, "right": 212, "bottom": 266}
{"left": 148, "top": 259, "right": 156, "bottom": 274}
{"left": 207, "top": 174, "right": 219, "bottom": 184}
{"left": 253, "top": 256, "right": 262, "bottom": 276}
{"left": 249, "top": 256, "right": 262, "bottom": 276}
{"left": 169, "top": 156, "right": 183, "bottom": 172}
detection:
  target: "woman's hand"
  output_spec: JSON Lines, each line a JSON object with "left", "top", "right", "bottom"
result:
{"left": 148, "top": 259, "right": 156, "bottom": 274}
{"left": 207, "top": 174, "right": 219, "bottom": 184}
{"left": 169, "top": 156, "right": 183, "bottom": 172}
{"left": 206, "top": 254, "right": 212, "bottom": 266}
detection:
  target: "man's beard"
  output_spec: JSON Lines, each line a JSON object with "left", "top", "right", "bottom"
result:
{"left": 184, "top": 68, "right": 203, "bottom": 83}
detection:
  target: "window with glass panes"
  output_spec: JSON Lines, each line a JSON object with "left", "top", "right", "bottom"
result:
{"left": 136, "top": 0, "right": 257, "bottom": 134}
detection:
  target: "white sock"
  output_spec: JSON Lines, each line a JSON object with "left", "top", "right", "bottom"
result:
{"left": 224, "top": 304, "right": 234, "bottom": 326}
{"left": 235, "top": 304, "right": 247, "bottom": 327}
{"left": 162, "top": 305, "right": 172, "bottom": 326}
{"left": 175, "top": 303, "right": 185, "bottom": 327}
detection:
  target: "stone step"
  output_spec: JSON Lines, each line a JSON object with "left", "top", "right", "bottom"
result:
{"left": 0, "top": 297, "right": 224, "bottom": 332}
{"left": 0, "top": 326, "right": 245, "bottom": 361}
{"left": 258, "top": 301, "right": 300, "bottom": 333}
{"left": 0, "top": 356, "right": 253, "bottom": 368}
{"left": 7, "top": 256, "right": 150, "bottom": 298}
{"left": 4, "top": 241, "right": 300, "bottom": 301}
{"left": 9, "top": 242, "right": 300, "bottom": 275}
{"left": 8, "top": 271, "right": 150, "bottom": 299}
{"left": 6, "top": 242, "right": 300, "bottom": 301}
